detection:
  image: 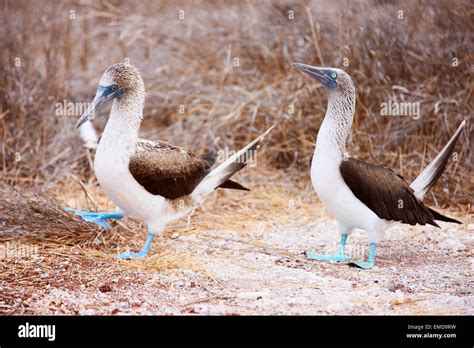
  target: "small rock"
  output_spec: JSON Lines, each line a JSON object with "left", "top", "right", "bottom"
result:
{"left": 171, "top": 232, "right": 180, "bottom": 239}
{"left": 191, "top": 304, "right": 204, "bottom": 313}
{"left": 388, "top": 281, "right": 405, "bottom": 292}
{"left": 130, "top": 299, "right": 142, "bottom": 306}
{"left": 116, "top": 302, "right": 128, "bottom": 309}
{"left": 236, "top": 291, "right": 266, "bottom": 300}
{"left": 99, "top": 284, "right": 112, "bottom": 293}
{"left": 175, "top": 280, "right": 185, "bottom": 288}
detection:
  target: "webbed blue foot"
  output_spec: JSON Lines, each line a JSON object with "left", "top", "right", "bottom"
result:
{"left": 116, "top": 250, "right": 149, "bottom": 259}
{"left": 349, "top": 261, "right": 374, "bottom": 269}
{"left": 65, "top": 208, "right": 123, "bottom": 229}
{"left": 116, "top": 232, "right": 155, "bottom": 259}
{"left": 348, "top": 243, "right": 376, "bottom": 270}
{"left": 306, "top": 251, "right": 349, "bottom": 262}
{"left": 306, "top": 234, "right": 349, "bottom": 263}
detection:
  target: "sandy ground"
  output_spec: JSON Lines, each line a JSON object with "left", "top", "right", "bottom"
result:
{"left": 0, "top": 174, "right": 472, "bottom": 315}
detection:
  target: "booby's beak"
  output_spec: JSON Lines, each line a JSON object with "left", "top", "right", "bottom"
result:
{"left": 76, "top": 85, "right": 122, "bottom": 129}
{"left": 292, "top": 63, "right": 337, "bottom": 91}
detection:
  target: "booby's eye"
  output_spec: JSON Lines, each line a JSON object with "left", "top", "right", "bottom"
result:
{"left": 111, "top": 85, "right": 118, "bottom": 91}
{"left": 331, "top": 73, "right": 337, "bottom": 79}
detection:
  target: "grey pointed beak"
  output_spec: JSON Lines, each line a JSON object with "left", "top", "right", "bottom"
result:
{"left": 292, "top": 63, "right": 337, "bottom": 91}
{"left": 76, "top": 86, "right": 110, "bottom": 129}
{"left": 292, "top": 63, "right": 326, "bottom": 81}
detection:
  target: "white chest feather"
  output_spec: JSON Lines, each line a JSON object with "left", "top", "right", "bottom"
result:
{"left": 311, "top": 115, "right": 380, "bottom": 236}
{"left": 94, "top": 103, "right": 166, "bottom": 222}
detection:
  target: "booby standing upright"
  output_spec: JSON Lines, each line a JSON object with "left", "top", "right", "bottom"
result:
{"left": 293, "top": 62, "right": 464, "bottom": 269}
{"left": 68, "top": 63, "right": 273, "bottom": 259}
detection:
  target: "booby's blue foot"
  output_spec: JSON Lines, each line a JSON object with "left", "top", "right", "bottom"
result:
{"left": 306, "top": 251, "right": 349, "bottom": 262}
{"left": 349, "top": 261, "right": 374, "bottom": 269}
{"left": 116, "top": 232, "right": 155, "bottom": 259}
{"left": 306, "top": 234, "right": 349, "bottom": 263}
{"left": 349, "top": 243, "right": 377, "bottom": 270}
{"left": 116, "top": 250, "right": 149, "bottom": 259}
{"left": 65, "top": 208, "right": 123, "bottom": 229}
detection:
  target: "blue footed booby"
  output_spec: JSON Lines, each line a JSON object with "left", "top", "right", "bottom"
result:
{"left": 293, "top": 62, "right": 464, "bottom": 269}
{"left": 67, "top": 63, "right": 273, "bottom": 259}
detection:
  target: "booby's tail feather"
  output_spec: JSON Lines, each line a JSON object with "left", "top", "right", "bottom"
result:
{"left": 410, "top": 121, "right": 465, "bottom": 200}
{"left": 191, "top": 126, "right": 274, "bottom": 201}
{"left": 201, "top": 151, "right": 250, "bottom": 190}
{"left": 429, "top": 208, "right": 462, "bottom": 224}
{"left": 218, "top": 179, "right": 250, "bottom": 191}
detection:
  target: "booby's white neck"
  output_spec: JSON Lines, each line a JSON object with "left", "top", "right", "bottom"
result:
{"left": 313, "top": 89, "right": 356, "bottom": 165}
{"left": 99, "top": 93, "right": 145, "bottom": 160}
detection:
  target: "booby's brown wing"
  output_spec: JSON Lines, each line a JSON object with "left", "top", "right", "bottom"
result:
{"left": 129, "top": 140, "right": 209, "bottom": 199}
{"left": 129, "top": 140, "right": 248, "bottom": 200}
{"left": 340, "top": 158, "right": 439, "bottom": 226}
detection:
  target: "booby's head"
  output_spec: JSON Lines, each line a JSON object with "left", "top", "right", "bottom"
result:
{"left": 292, "top": 63, "right": 354, "bottom": 96}
{"left": 77, "top": 63, "right": 145, "bottom": 128}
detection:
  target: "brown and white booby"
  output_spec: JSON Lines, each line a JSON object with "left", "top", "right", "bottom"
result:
{"left": 67, "top": 63, "right": 273, "bottom": 258}
{"left": 293, "top": 62, "right": 464, "bottom": 269}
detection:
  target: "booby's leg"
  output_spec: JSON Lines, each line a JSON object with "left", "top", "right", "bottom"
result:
{"left": 306, "top": 234, "right": 349, "bottom": 262}
{"left": 116, "top": 232, "right": 155, "bottom": 259}
{"left": 65, "top": 208, "right": 123, "bottom": 229}
{"left": 349, "top": 243, "right": 376, "bottom": 269}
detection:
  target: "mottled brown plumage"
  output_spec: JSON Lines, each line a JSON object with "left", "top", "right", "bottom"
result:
{"left": 102, "top": 63, "right": 144, "bottom": 96}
